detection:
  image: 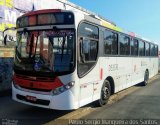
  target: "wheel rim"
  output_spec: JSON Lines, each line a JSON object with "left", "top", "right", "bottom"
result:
{"left": 101, "top": 83, "right": 110, "bottom": 101}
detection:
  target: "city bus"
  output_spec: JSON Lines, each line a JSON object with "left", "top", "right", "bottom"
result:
{"left": 11, "top": 8, "right": 159, "bottom": 110}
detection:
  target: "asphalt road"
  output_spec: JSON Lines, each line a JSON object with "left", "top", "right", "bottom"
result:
{"left": 0, "top": 75, "right": 160, "bottom": 125}
{"left": 0, "top": 94, "right": 73, "bottom": 125}
{"left": 82, "top": 75, "right": 160, "bottom": 124}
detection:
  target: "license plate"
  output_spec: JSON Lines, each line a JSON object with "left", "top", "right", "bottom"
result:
{"left": 26, "top": 95, "right": 37, "bottom": 102}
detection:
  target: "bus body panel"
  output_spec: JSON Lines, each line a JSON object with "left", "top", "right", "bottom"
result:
{"left": 98, "top": 57, "right": 158, "bottom": 94}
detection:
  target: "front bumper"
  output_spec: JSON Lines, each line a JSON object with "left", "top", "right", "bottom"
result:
{"left": 12, "top": 84, "right": 79, "bottom": 110}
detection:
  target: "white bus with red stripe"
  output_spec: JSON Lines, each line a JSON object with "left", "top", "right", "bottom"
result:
{"left": 12, "top": 8, "right": 158, "bottom": 110}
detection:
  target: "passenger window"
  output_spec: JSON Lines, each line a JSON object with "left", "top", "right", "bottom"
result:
{"left": 131, "top": 39, "right": 138, "bottom": 56}
{"left": 155, "top": 45, "right": 158, "bottom": 56}
{"left": 139, "top": 40, "right": 145, "bottom": 56}
{"left": 104, "top": 30, "right": 118, "bottom": 55}
{"left": 150, "top": 44, "right": 155, "bottom": 56}
{"left": 119, "top": 34, "right": 130, "bottom": 55}
{"left": 145, "top": 42, "right": 150, "bottom": 56}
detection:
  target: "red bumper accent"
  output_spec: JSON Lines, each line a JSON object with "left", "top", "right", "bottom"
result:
{"left": 13, "top": 75, "right": 63, "bottom": 91}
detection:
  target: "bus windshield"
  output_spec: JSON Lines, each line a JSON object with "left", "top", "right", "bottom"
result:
{"left": 15, "top": 29, "right": 75, "bottom": 76}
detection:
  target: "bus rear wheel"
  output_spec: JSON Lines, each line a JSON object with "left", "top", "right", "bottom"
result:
{"left": 94, "top": 80, "right": 111, "bottom": 107}
{"left": 142, "top": 70, "right": 149, "bottom": 86}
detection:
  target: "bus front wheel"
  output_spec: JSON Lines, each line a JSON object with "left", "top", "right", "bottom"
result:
{"left": 94, "top": 80, "right": 111, "bottom": 107}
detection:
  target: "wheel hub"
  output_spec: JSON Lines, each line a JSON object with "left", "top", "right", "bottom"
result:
{"left": 102, "top": 86, "right": 109, "bottom": 100}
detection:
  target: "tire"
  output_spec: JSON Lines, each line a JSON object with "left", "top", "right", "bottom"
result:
{"left": 142, "top": 70, "right": 149, "bottom": 86}
{"left": 94, "top": 80, "right": 111, "bottom": 107}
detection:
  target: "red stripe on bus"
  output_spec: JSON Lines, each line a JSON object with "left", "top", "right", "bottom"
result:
{"left": 100, "top": 68, "right": 103, "bottom": 80}
{"left": 13, "top": 75, "right": 63, "bottom": 91}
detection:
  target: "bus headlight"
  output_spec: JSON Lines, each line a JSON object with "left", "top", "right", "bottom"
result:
{"left": 65, "top": 82, "right": 75, "bottom": 89}
{"left": 52, "top": 89, "right": 58, "bottom": 95}
{"left": 51, "top": 81, "right": 75, "bottom": 96}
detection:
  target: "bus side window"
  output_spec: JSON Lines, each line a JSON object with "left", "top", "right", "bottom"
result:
{"left": 130, "top": 39, "right": 134, "bottom": 56}
{"left": 119, "top": 34, "right": 130, "bottom": 55}
{"left": 104, "top": 29, "right": 118, "bottom": 55}
{"left": 155, "top": 45, "right": 158, "bottom": 57}
{"left": 145, "top": 42, "right": 150, "bottom": 56}
{"left": 131, "top": 39, "right": 138, "bottom": 56}
{"left": 139, "top": 40, "right": 145, "bottom": 56}
{"left": 150, "top": 44, "right": 155, "bottom": 56}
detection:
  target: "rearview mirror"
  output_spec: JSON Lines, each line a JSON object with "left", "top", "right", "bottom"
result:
{"left": 3, "top": 27, "right": 16, "bottom": 45}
